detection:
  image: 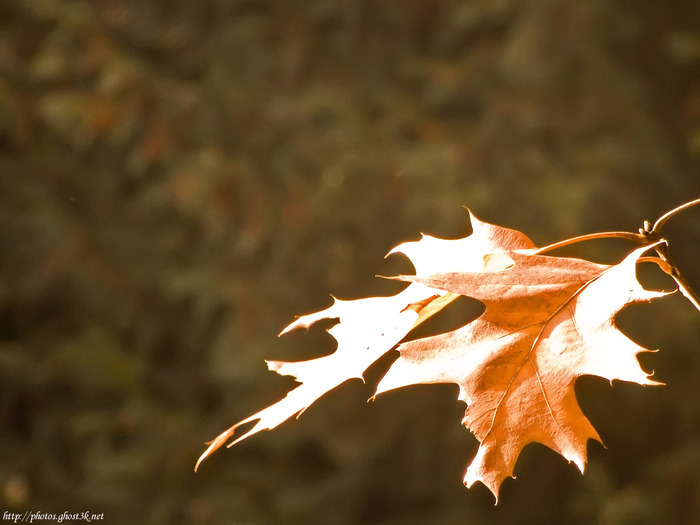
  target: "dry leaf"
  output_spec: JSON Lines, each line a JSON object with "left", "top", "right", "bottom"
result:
{"left": 196, "top": 212, "right": 671, "bottom": 502}
{"left": 377, "top": 244, "right": 669, "bottom": 499}
{"left": 195, "top": 212, "right": 533, "bottom": 470}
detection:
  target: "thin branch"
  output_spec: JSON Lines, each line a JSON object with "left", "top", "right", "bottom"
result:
{"left": 532, "top": 199, "right": 700, "bottom": 312}
{"left": 534, "top": 198, "right": 700, "bottom": 256}
{"left": 652, "top": 198, "right": 700, "bottom": 234}
{"left": 648, "top": 198, "right": 700, "bottom": 311}
{"left": 671, "top": 272, "right": 700, "bottom": 313}
{"left": 651, "top": 242, "right": 700, "bottom": 313}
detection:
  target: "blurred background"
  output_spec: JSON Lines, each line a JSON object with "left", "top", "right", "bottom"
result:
{"left": 1, "top": 1, "right": 700, "bottom": 523}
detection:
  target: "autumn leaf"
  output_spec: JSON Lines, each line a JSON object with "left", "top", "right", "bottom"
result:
{"left": 376, "top": 243, "right": 670, "bottom": 500}
{"left": 196, "top": 203, "right": 700, "bottom": 502}
{"left": 195, "top": 211, "right": 534, "bottom": 471}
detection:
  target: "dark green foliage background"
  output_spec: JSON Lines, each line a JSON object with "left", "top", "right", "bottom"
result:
{"left": 1, "top": 1, "right": 700, "bottom": 523}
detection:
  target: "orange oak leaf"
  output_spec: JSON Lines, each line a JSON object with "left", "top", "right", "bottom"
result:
{"left": 376, "top": 243, "right": 670, "bottom": 500}
{"left": 195, "top": 212, "right": 534, "bottom": 471}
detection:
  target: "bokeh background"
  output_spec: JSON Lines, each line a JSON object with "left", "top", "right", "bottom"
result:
{"left": 2, "top": 1, "right": 700, "bottom": 523}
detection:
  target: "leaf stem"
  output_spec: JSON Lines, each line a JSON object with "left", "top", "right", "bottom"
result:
{"left": 533, "top": 231, "right": 648, "bottom": 255}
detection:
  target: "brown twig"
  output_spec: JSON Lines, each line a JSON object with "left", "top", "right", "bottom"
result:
{"left": 651, "top": 198, "right": 700, "bottom": 235}
{"left": 646, "top": 198, "right": 700, "bottom": 312}
{"left": 533, "top": 198, "right": 700, "bottom": 312}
